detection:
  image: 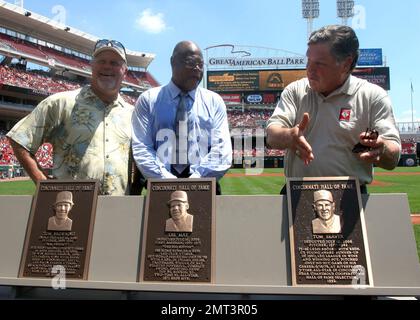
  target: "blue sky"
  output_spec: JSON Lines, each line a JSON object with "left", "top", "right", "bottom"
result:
{"left": 13, "top": 0, "right": 420, "bottom": 122}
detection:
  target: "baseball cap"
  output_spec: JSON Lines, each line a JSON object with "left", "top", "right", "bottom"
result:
{"left": 93, "top": 39, "right": 127, "bottom": 63}
{"left": 313, "top": 190, "right": 333, "bottom": 203}
{"left": 55, "top": 191, "right": 74, "bottom": 205}
{"left": 167, "top": 190, "right": 188, "bottom": 205}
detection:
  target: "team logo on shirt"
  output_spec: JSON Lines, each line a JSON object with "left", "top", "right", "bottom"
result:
{"left": 339, "top": 108, "right": 351, "bottom": 121}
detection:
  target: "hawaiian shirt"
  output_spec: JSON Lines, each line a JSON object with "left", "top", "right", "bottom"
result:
{"left": 7, "top": 86, "right": 134, "bottom": 195}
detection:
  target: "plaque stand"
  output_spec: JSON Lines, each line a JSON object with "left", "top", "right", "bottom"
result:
{"left": 0, "top": 194, "right": 419, "bottom": 299}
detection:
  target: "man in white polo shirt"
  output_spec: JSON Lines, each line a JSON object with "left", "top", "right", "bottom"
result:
{"left": 266, "top": 25, "right": 401, "bottom": 193}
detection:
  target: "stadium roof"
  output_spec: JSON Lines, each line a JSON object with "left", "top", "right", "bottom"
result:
{"left": 0, "top": 1, "right": 155, "bottom": 69}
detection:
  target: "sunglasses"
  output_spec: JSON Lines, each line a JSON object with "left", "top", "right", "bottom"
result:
{"left": 94, "top": 39, "right": 126, "bottom": 56}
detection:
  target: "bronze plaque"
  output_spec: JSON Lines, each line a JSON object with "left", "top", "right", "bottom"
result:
{"left": 287, "top": 177, "right": 373, "bottom": 287}
{"left": 19, "top": 180, "right": 99, "bottom": 280}
{"left": 140, "top": 178, "right": 215, "bottom": 282}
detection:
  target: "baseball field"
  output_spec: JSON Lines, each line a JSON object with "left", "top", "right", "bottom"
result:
{"left": 1, "top": 167, "right": 419, "bottom": 259}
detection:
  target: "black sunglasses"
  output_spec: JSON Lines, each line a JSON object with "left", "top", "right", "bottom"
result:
{"left": 94, "top": 39, "right": 126, "bottom": 55}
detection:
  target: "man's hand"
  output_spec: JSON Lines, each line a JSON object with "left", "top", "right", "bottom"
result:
{"left": 291, "top": 113, "right": 314, "bottom": 165}
{"left": 352, "top": 128, "right": 378, "bottom": 153}
{"left": 356, "top": 130, "right": 385, "bottom": 164}
{"left": 266, "top": 112, "right": 314, "bottom": 165}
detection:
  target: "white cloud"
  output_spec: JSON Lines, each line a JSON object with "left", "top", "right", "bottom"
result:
{"left": 135, "top": 9, "right": 167, "bottom": 34}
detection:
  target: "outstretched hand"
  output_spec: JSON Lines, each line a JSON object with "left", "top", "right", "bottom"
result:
{"left": 291, "top": 113, "right": 314, "bottom": 165}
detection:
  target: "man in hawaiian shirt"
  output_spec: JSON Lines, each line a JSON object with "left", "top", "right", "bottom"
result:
{"left": 7, "top": 39, "right": 135, "bottom": 195}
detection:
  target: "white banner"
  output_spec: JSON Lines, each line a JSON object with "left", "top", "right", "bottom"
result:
{"left": 208, "top": 57, "right": 306, "bottom": 68}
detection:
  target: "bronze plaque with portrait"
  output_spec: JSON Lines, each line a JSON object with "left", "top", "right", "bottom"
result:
{"left": 287, "top": 177, "right": 373, "bottom": 287}
{"left": 140, "top": 178, "right": 215, "bottom": 283}
{"left": 19, "top": 180, "right": 99, "bottom": 280}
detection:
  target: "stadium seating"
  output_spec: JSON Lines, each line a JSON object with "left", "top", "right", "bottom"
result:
{"left": 0, "top": 65, "right": 136, "bottom": 103}
{"left": 227, "top": 109, "right": 272, "bottom": 129}
{"left": 0, "top": 33, "right": 157, "bottom": 88}
{"left": 0, "top": 65, "right": 80, "bottom": 94}
{"left": 0, "top": 33, "right": 48, "bottom": 60}
{"left": 0, "top": 135, "right": 53, "bottom": 179}
{"left": 0, "top": 136, "right": 18, "bottom": 166}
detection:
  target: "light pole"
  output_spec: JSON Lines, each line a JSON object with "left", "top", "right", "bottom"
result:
{"left": 411, "top": 80, "right": 415, "bottom": 131}
{"left": 302, "top": 0, "right": 319, "bottom": 40}
{"left": 337, "top": 0, "right": 354, "bottom": 26}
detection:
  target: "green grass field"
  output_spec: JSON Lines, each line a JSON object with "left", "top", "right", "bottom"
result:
{"left": 220, "top": 167, "right": 420, "bottom": 212}
{"left": 1, "top": 167, "right": 419, "bottom": 259}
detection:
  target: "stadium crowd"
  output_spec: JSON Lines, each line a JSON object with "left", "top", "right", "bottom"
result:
{"left": 401, "top": 138, "right": 417, "bottom": 155}
{"left": 0, "top": 65, "right": 141, "bottom": 105}
{"left": 0, "top": 65, "right": 80, "bottom": 94}
{"left": 0, "top": 134, "right": 53, "bottom": 179}
{"left": 227, "top": 109, "right": 272, "bottom": 129}
{"left": 1, "top": 32, "right": 157, "bottom": 89}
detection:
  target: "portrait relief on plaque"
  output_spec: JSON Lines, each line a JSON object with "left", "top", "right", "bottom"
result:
{"left": 19, "top": 180, "right": 99, "bottom": 280}
{"left": 287, "top": 177, "right": 373, "bottom": 287}
{"left": 47, "top": 191, "right": 74, "bottom": 232}
{"left": 311, "top": 189, "right": 343, "bottom": 234}
{"left": 165, "top": 190, "right": 194, "bottom": 233}
{"left": 140, "top": 178, "right": 215, "bottom": 283}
